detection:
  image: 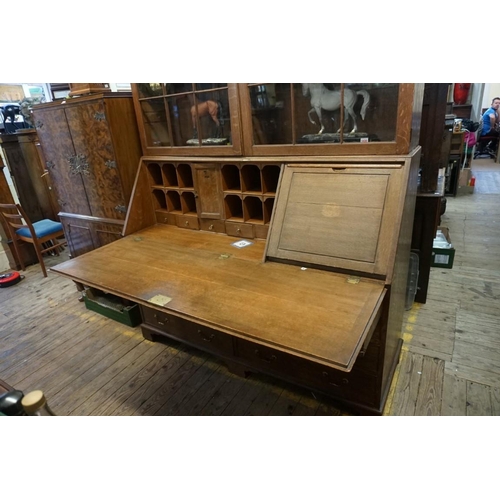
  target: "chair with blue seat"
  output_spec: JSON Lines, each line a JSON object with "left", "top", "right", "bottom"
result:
{"left": 0, "top": 203, "right": 65, "bottom": 278}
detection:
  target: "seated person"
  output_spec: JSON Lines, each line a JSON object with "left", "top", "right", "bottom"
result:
{"left": 480, "top": 97, "right": 500, "bottom": 153}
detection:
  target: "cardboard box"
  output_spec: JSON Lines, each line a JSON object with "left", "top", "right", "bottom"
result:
{"left": 457, "top": 184, "right": 474, "bottom": 195}
{"left": 431, "top": 226, "right": 455, "bottom": 269}
{"left": 457, "top": 168, "right": 474, "bottom": 195}
{"left": 458, "top": 168, "right": 471, "bottom": 187}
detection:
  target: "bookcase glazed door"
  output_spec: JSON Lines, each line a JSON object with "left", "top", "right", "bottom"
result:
{"left": 132, "top": 83, "right": 242, "bottom": 156}
{"left": 239, "top": 83, "right": 421, "bottom": 157}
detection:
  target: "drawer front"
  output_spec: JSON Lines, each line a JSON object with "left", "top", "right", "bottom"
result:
{"left": 234, "top": 338, "right": 379, "bottom": 405}
{"left": 141, "top": 306, "right": 233, "bottom": 357}
{"left": 156, "top": 211, "right": 176, "bottom": 225}
{"left": 254, "top": 224, "right": 269, "bottom": 240}
{"left": 176, "top": 214, "right": 200, "bottom": 230}
{"left": 199, "top": 218, "right": 226, "bottom": 234}
{"left": 225, "top": 221, "right": 254, "bottom": 238}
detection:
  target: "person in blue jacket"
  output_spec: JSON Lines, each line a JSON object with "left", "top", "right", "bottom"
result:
{"left": 480, "top": 97, "right": 500, "bottom": 153}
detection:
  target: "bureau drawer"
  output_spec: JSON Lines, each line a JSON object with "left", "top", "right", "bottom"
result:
{"left": 225, "top": 221, "right": 254, "bottom": 238}
{"left": 176, "top": 214, "right": 200, "bottom": 230}
{"left": 234, "top": 338, "right": 379, "bottom": 405}
{"left": 140, "top": 306, "right": 233, "bottom": 357}
{"left": 156, "top": 211, "right": 176, "bottom": 225}
{"left": 199, "top": 218, "right": 226, "bottom": 234}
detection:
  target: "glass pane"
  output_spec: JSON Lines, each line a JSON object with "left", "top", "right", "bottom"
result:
{"left": 296, "top": 83, "right": 399, "bottom": 144}
{"left": 137, "top": 83, "right": 163, "bottom": 98}
{"left": 164, "top": 83, "right": 193, "bottom": 95}
{"left": 195, "top": 83, "right": 227, "bottom": 91}
{"left": 249, "top": 84, "right": 292, "bottom": 145}
{"left": 188, "top": 90, "right": 231, "bottom": 146}
{"left": 166, "top": 95, "right": 195, "bottom": 146}
{"left": 295, "top": 83, "right": 343, "bottom": 143}
{"left": 346, "top": 83, "right": 399, "bottom": 142}
{"left": 140, "top": 99, "right": 170, "bottom": 147}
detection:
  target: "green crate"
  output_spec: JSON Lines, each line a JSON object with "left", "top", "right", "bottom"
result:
{"left": 83, "top": 289, "right": 142, "bottom": 327}
{"left": 431, "top": 227, "right": 455, "bottom": 269}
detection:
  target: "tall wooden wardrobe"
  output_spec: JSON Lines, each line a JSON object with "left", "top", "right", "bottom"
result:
{"left": 32, "top": 93, "right": 142, "bottom": 258}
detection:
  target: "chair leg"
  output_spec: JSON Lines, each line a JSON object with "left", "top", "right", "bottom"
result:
{"left": 10, "top": 237, "right": 26, "bottom": 271}
{"left": 33, "top": 242, "right": 48, "bottom": 278}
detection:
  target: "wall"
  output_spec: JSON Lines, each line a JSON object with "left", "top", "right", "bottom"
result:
{"left": 481, "top": 83, "right": 500, "bottom": 109}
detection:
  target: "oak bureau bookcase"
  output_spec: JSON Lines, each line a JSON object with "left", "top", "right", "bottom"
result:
{"left": 51, "top": 83, "right": 424, "bottom": 415}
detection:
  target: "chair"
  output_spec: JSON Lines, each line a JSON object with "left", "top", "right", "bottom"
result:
{"left": 474, "top": 119, "right": 498, "bottom": 159}
{"left": 0, "top": 203, "right": 65, "bottom": 278}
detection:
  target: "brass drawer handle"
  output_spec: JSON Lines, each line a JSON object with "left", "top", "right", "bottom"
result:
{"left": 198, "top": 329, "right": 215, "bottom": 342}
{"left": 153, "top": 313, "right": 169, "bottom": 326}
{"left": 185, "top": 221, "right": 189, "bottom": 226}
{"left": 254, "top": 349, "right": 276, "bottom": 364}
{"left": 208, "top": 224, "right": 214, "bottom": 230}
{"left": 322, "top": 371, "right": 349, "bottom": 387}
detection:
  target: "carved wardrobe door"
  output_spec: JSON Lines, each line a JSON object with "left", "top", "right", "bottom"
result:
{"left": 64, "top": 100, "right": 127, "bottom": 220}
{"left": 34, "top": 107, "right": 91, "bottom": 216}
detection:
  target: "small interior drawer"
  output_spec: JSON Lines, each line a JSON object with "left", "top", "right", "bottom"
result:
{"left": 176, "top": 214, "right": 200, "bottom": 230}
{"left": 225, "top": 221, "right": 254, "bottom": 238}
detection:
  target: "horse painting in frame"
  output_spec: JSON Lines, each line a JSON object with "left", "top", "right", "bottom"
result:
{"left": 302, "top": 84, "right": 370, "bottom": 135}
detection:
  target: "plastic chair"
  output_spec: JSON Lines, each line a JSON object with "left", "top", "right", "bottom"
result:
{"left": 0, "top": 203, "right": 65, "bottom": 278}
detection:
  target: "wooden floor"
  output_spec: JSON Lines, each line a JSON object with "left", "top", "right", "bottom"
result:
{"left": 1, "top": 159, "right": 499, "bottom": 416}
{"left": 385, "top": 158, "right": 500, "bottom": 416}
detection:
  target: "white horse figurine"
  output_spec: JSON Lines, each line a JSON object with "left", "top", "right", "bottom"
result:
{"left": 302, "top": 84, "right": 370, "bottom": 135}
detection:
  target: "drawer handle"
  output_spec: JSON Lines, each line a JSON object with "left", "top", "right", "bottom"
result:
{"left": 254, "top": 349, "right": 276, "bottom": 364}
{"left": 322, "top": 371, "right": 349, "bottom": 387}
{"left": 208, "top": 224, "right": 214, "bottom": 230}
{"left": 236, "top": 228, "right": 241, "bottom": 233}
{"left": 153, "top": 313, "right": 168, "bottom": 326}
{"left": 185, "top": 221, "right": 189, "bottom": 226}
{"left": 197, "top": 329, "right": 214, "bottom": 342}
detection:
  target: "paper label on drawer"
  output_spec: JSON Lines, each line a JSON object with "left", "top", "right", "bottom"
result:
{"left": 434, "top": 254, "right": 449, "bottom": 265}
{"left": 148, "top": 294, "right": 172, "bottom": 306}
{"left": 231, "top": 240, "right": 253, "bottom": 248}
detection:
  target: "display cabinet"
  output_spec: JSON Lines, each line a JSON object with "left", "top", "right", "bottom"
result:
{"left": 132, "top": 84, "right": 242, "bottom": 157}
{"left": 132, "top": 83, "right": 422, "bottom": 158}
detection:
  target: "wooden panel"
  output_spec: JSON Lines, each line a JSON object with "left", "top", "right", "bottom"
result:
{"left": 15, "top": 130, "right": 59, "bottom": 220}
{"left": 61, "top": 218, "right": 96, "bottom": 258}
{"left": 0, "top": 135, "right": 45, "bottom": 222}
{"left": 93, "top": 223, "right": 123, "bottom": 248}
{"left": 279, "top": 172, "right": 388, "bottom": 262}
{"left": 64, "top": 100, "right": 126, "bottom": 220}
{"left": 33, "top": 107, "right": 91, "bottom": 215}
{"left": 193, "top": 164, "right": 224, "bottom": 219}
{"left": 266, "top": 162, "right": 410, "bottom": 278}
{"left": 51, "top": 224, "right": 386, "bottom": 372}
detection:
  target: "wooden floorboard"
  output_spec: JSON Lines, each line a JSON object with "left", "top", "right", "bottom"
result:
{"left": 1, "top": 160, "right": 500, "bottom": 416}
